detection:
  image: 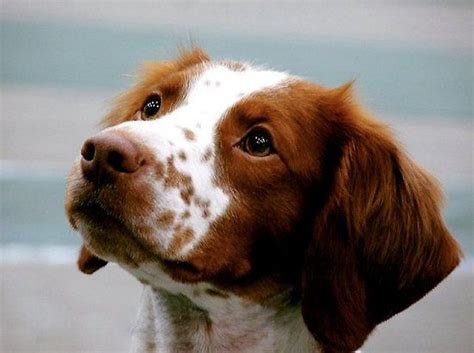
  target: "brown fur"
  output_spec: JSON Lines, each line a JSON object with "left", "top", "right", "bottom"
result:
{"left": 201, "top": 147, "right": 213, "bottom": 163}
{"left": 178, "top": 150, "right": 187, "bottom": 161}
{"left": 182, "top": 128, "right": 196, "bottom": 141}
{"left": 102, "top": 47, "right": 209, "bottom": 127}
{"left": 168, "top": 227, "right": 195, "bottom": 256}
{"left": 77, "top": 245, "right": 108, "bottom": 274}
{"left": 301, "top": 85, "right": 462, "bottom": 351}
{"left": 176, "top": 79, "right": 460, "bottom": 350}
{"left": 157, "top": 210, "right": 176, "bottom": 229}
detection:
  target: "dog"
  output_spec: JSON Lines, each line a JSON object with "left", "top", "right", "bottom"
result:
{"left": 65, "top": 48, "right": 461, "bottom": 353}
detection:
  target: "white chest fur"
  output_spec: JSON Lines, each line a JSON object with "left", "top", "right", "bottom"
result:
{"left": 130, "top": 286, "right": 319, "bottom": 353}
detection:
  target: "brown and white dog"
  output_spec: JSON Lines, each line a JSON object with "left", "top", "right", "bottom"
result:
{"left": 65, "top": 48, "right": 461, "bottom": 353}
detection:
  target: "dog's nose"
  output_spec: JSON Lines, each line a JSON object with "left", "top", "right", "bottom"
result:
{"left": 80, "top": 132, "right": 143, "bottom": 183}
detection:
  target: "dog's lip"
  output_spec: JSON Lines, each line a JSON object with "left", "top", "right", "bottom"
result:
{"left": 70, "top": 201, "right": 123, "bottom": 229}
{"left": 71, "top": 202, "right": 206, "bottom": 281}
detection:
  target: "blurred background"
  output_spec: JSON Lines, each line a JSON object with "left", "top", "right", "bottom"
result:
{"left": 1, "top": 1, "right": 472, "bottom": 352}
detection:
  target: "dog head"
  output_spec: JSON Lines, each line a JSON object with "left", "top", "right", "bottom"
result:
{"left": 65, "top": 48, "right": 461, "bottom": 351}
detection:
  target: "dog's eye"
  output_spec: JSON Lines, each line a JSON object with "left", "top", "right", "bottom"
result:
{"left": 242, "top": 129, "right": 274, "bottom": 157}
{"left": 142, "top": 94, "right": 162, "bottom": 119}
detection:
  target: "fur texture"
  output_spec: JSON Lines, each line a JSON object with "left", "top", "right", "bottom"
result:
{"left": 65, "top": 48, "right": 461, "bottom": 353}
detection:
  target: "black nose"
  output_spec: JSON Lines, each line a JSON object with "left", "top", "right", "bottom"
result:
{"left": 80, "top": 131, "right": 143, "bottom": 184}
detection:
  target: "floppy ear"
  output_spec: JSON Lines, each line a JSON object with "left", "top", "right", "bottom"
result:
{"left": 301, "top": 84, "right": 462, "bottom": 352}
{"left": 77, "top": 244, "right": 108, "bottom": 274}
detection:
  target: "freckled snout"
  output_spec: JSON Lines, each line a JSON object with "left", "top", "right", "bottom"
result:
{"left": 80, "top": 131, "right": 144, "bottom": 184}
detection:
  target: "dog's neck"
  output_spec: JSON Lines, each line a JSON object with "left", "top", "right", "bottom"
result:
{"left": 128, "top": 263, "right": 319, "bottom": 353}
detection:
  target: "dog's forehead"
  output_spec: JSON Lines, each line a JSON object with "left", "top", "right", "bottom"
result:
{"left": 184, "top": 64, "right": 289, "bottom": 116}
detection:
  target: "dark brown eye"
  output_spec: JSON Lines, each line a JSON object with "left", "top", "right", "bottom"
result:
{"left": 142, "top": 94, "right": 161, "bottom": 119}
{"left": 242, "top": 129, "right": 274, "bottom": 157}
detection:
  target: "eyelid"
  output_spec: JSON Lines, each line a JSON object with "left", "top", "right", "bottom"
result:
{"left": 232, "top": 125, "right": 266, "bottom": 148}
{"left": 239, "top": 122, "right": 272, "bottom": 140}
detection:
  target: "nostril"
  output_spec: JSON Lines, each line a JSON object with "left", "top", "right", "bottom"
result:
{"left": 107, "top": 150, "right": 127, "bottom": 173}
{"left": 81, "top": 141, "right": 95, "bottom": 161}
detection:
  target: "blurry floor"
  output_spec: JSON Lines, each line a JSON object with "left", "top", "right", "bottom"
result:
{"left": 1, "top": 262, "right": 472, "bottom": 353}
{"left": 1, "top": 264, "right": 140, "bottom": 353}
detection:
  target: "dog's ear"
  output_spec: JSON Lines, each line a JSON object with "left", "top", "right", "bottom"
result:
{"left": 301, "top": 84, "right": 462, "bottom": 352}
{"left": 77, "top": 244, "right": 108, "bottom": 274}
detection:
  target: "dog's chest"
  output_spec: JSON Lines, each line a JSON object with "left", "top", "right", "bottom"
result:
{"left": 130, "top": 285, "right": 319, "bottom": 353}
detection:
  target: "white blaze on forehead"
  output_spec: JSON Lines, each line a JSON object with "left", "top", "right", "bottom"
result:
{"left": 186, "top": 64, "right": 288, "bottom": 114}
{"left": 109, "top": 64, "right": 288, "bottom": 258}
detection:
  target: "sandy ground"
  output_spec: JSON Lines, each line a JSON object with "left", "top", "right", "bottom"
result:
{"left": 1, "top": 262, "right": 472, "bottom": 353}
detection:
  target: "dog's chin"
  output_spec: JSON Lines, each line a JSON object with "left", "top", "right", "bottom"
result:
{"left": 70, "top": 203, "right": 152, "bottom": 264}
{"left": 70, "top": 202, "right": 208, "bottom": 283}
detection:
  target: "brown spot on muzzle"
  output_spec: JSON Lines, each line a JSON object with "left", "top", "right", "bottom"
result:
{"left": 182, "top": 128, "right": 196, "bottom": 141}
{"left": 181, "top": 210, "right": 191, "bottom": 219}
{"left": 194, "top": 196, "right": 211, "bottom": 218}
{"left": 168, "top": 226, "right": 195, "bottom": 255}
{"left": 164, "top": 156, "right": 193, "bottom": 189}
{"left": 178, "top": 150, "right": 187, "bottom": 161}
{"left": 157, "top": 210, "right": 176, "bottom": 228}
{"left": 164, "top": 156, "right": 195, "bottom": 205}
{"left": 180, "top": 187, "right": 195, "bottom": 205}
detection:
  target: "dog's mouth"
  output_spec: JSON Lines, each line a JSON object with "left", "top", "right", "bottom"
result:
{"left": 65, "top": 144, "right": 210, "bottom": 284}
{"left": 71, "top": 201, "right": 127, "bottom": 234}
{"left": 68, "top": 199, "right": 155, "bottom": 259}
{"left": 70, "top": 200, "right": 206, "bottom": 282}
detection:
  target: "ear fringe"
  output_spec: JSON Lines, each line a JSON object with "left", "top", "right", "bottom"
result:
{"left": 331, "top": 80, "right": 356, "bottom": 104}
{"left": 176, "top": 45, "right": 210, "bottom": 69}
{"left": 317, "top": 80, "right": 357, "bottom": 124}
{"left": 302, "top": 100, "right": 461, "bottom": 351}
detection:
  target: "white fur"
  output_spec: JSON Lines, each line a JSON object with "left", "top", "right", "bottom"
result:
{"left": 106, "top": 64, "right": 288, "bottom": 258}
{"left": 126, "top": 262, "right": 320, "bottom": 353}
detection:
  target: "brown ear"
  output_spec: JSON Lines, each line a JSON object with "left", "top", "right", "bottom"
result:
{"left": 301, "top": 85, "right": 462, "bottom": 352}
{"left": 77, "top": 244, "right": 108, "bottom": 274}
